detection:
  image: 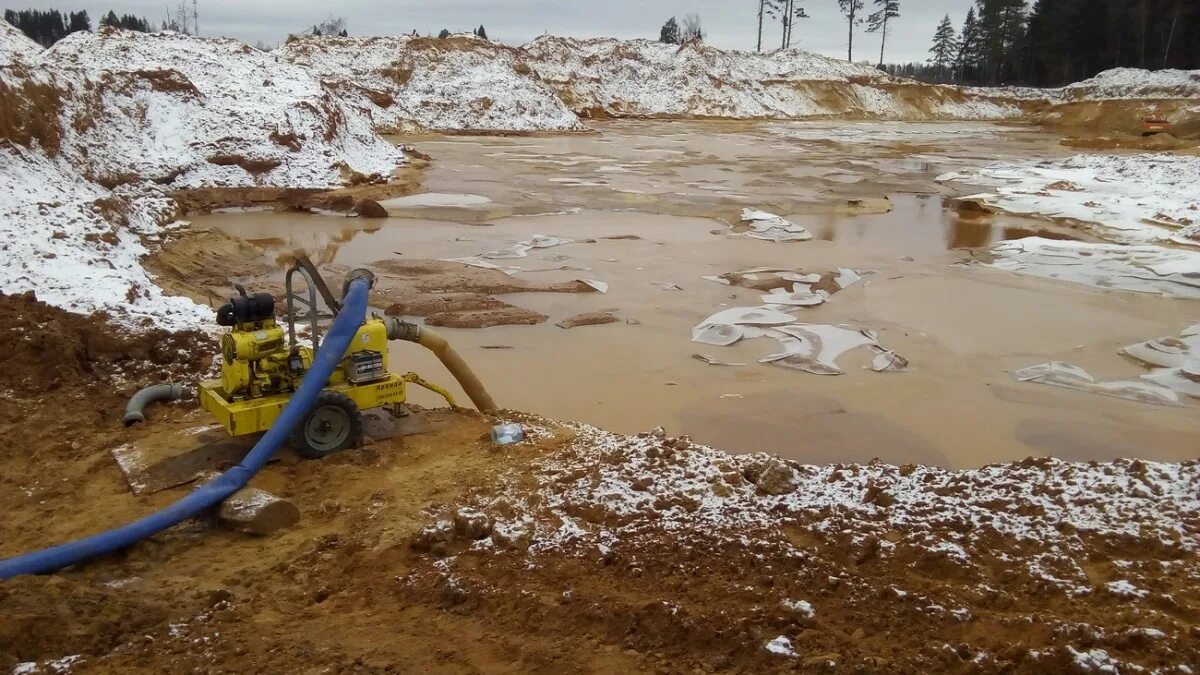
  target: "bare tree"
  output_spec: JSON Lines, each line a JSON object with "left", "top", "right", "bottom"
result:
{"left": 680, "top": 13, "right": 704, "bottom": 42}
{"left": 766, "top": 0, "right": 808, "bottom": 49}
{"left": 757, "top": 0, "right": 766, "bottom": 51}
{"left": 311, "top": 16, "right": 347, "bottom": 37}
{"left": 163, "top": 0, "right": 192, "bottom": 34}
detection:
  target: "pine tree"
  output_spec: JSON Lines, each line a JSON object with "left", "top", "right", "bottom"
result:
{"left": 99, "top": 10, "right": 119, "bottom": 29}
{"left": 659, "top": 16, "right": 680, "bottom": 44}
{"left": 67, "top": 10, "right": 90, "bottom": 34}
{"left": 837, "top": 0, "right": 865, "bottom": 61}
{"left": 956, "top": 7, "right": 981, "bottom": 81}
{"left": 928, "top": 14, "right": 958, "bottom": 79}
{"left": 474, "top": 25, "right": 488, "bottom": 39}
{"left": 437, "top": 28, "right": 451, "bottom": 39}
{"left": 865, "top": 0, "right": 900, "bottom": 67}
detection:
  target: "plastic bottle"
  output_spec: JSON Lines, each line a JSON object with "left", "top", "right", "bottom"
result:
{"left": 490, "top": 423, "right": 525, "bottom": 445}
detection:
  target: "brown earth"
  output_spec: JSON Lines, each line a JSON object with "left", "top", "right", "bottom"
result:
{"left": 365, "top": 259, "right": 601, "bottom": 329}
{"left": 556, "top": 311, "right": 620, "bottom": 329}
{"left": 170, "top": 152, "right": 429, "bottom": 216}
{"left": 1060, "top": 132, "right": 1200, "bottom": 152}
{"left": 1034, "top": 99, "right": 1200, "bottom": 137}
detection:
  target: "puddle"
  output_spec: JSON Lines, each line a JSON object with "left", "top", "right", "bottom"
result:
{"left": 194, "top": 120, "right": 1199, "bottom": 468}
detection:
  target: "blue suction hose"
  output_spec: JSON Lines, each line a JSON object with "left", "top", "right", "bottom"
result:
{"left": 0, "top": 276, "right": 371, "bottom": 579}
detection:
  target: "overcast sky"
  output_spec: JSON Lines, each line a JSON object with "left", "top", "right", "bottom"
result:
{"left": 16, "top": 0, "right": 976, "bottom": 63}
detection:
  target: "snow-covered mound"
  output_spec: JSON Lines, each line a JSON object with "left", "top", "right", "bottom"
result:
{"left": 938, "top": 154, "right": 1200, "bottom": 245}
{"left": 279, "top": 34, "right": 584, "bottom": 133}
{"left": 0, "top": 59, "right": 208, "bottom": 328}
{"left": 0, "top": 16, "right": 41, "bottom": 61}
{"left": 0, "top": 28, "right": 405, "bottom": 328}
{"left": 40, "top": 29, "right": 402, "bottom": 189}
{"left": 1062, "top": 67, "right": 1200, "bottom": 101}
{"left": 521, "top": 36, "right": 1021, "bottom": 120}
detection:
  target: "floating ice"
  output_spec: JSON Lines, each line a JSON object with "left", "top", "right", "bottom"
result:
{"left": 378, "top": 193, "right": 493, "bottom": 208}
{"left": 1014, "top": 362, "right": 1182, "bottom": 407}
{"left": 760, "top": 324, "right": 882, "bottom": 375}
{"left": 481, "top": 234, "right": 574, "bottom": 260}
{"left": 737, "top": 208, "right": 813, "bottom": 243}
{"left": 1121, "top": 325, "right": 1200, "bottom": 399}
{"left": 940, "top": 154, "right": 1200, "bottom": 245}
{"left": 984, "top": 238, "right": 1200, "bottom": 299}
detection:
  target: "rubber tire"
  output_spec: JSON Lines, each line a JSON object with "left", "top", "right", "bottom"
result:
{"left": 290, "top": 390, "right": 363, "bottom": 459}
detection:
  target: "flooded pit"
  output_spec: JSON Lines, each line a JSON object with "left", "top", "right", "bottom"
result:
{"left": 193, "top": 120, "right": 1200, "bottom": 468}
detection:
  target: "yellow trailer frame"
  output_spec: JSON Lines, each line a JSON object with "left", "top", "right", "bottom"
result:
{"left": 199, "top": 372, "right": 457, "bottom": 438}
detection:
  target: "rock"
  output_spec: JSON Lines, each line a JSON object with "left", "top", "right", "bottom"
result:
{"left": 355, "top": 199, "right": 388, "bottom": 218}
{"left": 218, "top": 487, "right": 301, "bottom": 535}
{"left": 745, "top": 457, "right": 798, "bottom": 496}
{"left": 453, "top": 507, "right": 493, "bottom": 540}
{"left": 490, "top": 521, "right": 533, "bottom": 551}
{"left": 410, "top": 518, "right": 455, "bottom": 554}
{"left": 556, "top": 311, "right": 619, "bottom": 329}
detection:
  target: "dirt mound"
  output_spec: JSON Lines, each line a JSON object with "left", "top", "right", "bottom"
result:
{"left": 40, "top": 29, "right": 402, "bottom": 189}
{"left": 1034, "top": 99, "right": 1200, "bottom": 136}
{"left": 0, "top": 291, "right": 212, "bottom": 397}
{"left": 0, "top": 17, "right": 41, "bottom": 62}
{"left": 0, "top": 400, "right": 1195, "bottom": 672}
{"left": 1061, "top": 67, "right": 1200, "bottom": 101}
{"left": 405, "top": 420, "right": 1200, "bottom": 672}
{"left": 0, "top": 575, "right": 176, "bottom": 667}
{"left": 279, "top": 34, "right": 583, "bottom": 134}
{"left": 142, "top": 228, "right": 274, "bottom": 306}
{"left": 520, "top": 36, "right": 1022, "bottom": 121}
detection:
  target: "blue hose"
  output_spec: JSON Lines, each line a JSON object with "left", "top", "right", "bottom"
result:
{"left": 0, "top": 278, "right": 370, "bottom": 579}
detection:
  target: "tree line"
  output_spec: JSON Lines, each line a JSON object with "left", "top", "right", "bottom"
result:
{"left": 920, "top": 0, "right": 1198, "bottom": 86}
{"left": 4, "top": 7, "right": 167, "bottom": 46}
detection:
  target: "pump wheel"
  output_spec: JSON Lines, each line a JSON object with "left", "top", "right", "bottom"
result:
{"left": 290, "top": 390, "right": 362, "bottom": 459}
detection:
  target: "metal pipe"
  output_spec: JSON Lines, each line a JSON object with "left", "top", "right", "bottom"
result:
{"left": 122, "top": 383, "right": 185, "bottom": 426}
{"left": 385, "top": 319, "right": 498, "bottom": 412}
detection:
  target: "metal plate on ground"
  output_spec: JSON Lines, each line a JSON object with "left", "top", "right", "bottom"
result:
{"left": 111, "top": 425, "right": 256, "bottom": 495}
{"left": 362, "top": 406, "right": 435, "bottom": 441}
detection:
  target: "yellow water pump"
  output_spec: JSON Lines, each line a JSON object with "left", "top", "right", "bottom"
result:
{"left": 199, "top": 262, "right": 480, "bottom": 458}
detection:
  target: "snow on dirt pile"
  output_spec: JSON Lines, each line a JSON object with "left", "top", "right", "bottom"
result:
{"left": 41, "top": 29, "right": 402, "bottom": 188}
{"left": 0, "top": 16, "right": 39, "bottom": 61}
{"left": 410, "top": 420, "right": 1200, "bottom": 670}
{"left": 278, "top": 34, "right": 584, "bottom": 133}
{"left": 0, "top": 28, "right": 403, "bottom": 329}
{"left": 939, "top": 153, "right": 1200, "bottom": 245}
{"left": 1061, "top": 67, "right": 1200, "bottom": 101}
{"left": 520, "top": 36, "right": 1021, "bottom": 120}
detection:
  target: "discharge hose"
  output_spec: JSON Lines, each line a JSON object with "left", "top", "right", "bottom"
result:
{"left": 0, "top": 276, "right": 372, "bottom": 579}
{"left": 384, "top": 319, "right": 497, "bottom": 412}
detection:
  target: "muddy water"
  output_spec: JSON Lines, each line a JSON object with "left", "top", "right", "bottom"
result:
{"left": 195, "top": 120, "right": 1200, "bottom": 468}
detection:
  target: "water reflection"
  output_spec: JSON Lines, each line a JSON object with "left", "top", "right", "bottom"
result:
{"left": 803, "top": 193, "right": 1081, "bottom": 251}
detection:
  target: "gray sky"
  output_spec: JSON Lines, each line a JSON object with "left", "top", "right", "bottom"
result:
{"left": 18, "top": 0, "right": 976, "bottom": 63}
